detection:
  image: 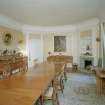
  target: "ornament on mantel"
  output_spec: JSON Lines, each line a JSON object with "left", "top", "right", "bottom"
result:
{"left": 86, "top": 45, "right": 90, "bottom": 51}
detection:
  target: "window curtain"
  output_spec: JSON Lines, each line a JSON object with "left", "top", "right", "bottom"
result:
{"left": 100, "top": 23, "right": 105, "bottom": 68}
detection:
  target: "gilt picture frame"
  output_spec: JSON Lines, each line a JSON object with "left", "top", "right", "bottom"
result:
{"left": 54, "top": 36, "right": 66, "bottom": 52}
{"left": 2, "top": 33, "right": 13, "bottom": 45}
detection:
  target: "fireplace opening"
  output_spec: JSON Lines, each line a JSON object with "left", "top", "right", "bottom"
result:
{"left": 85, "top": 60, "right": 92, "bottom": 69}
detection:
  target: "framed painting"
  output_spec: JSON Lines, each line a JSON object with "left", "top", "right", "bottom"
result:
{"left": 2, "top": 33, "right": 13, "bottom": 45}
{"left": 54, "top": 36, "right": 66, "bottom": 52}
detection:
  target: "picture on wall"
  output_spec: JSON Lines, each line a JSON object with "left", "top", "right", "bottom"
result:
{"left": 54, "top": 36, "right": 66, "bottom": 52}
{"left": 2, "top": 33, "right": 13, "bottom": 45}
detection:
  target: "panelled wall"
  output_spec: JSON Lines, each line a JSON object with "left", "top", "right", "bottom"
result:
{"left": 0, "top": 18, "right": 100, "bottom": 67}
{"left": 43, "top": 32, "right": 79, "bottom": 63}
{"left": 23, "top": 18, "right": 99, "bottom": 66}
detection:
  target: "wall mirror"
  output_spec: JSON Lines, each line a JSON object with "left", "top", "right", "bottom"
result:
{"left": 80, "top": 30, "right": 92, "bottom": 56}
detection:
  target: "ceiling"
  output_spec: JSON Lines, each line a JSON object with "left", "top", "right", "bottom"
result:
{"left": 0, "top": 0, "right": 104, "bottom": 26}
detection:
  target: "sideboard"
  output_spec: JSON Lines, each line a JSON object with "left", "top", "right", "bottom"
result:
{"left": 0, "top": 55, "right": 28, "bottom": 78}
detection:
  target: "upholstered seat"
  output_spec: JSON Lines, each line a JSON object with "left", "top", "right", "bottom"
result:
{"left": 44, "top": 87, "right": 53, "bottom": 100}
{"left": 43, "top": 82, "right": 59, "bottom": 105}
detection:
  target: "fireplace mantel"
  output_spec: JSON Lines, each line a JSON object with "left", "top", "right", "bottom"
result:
{"left": 80, "top": 55, "right": 94, "bottom": 69}
{"left": 80, "top": 55, "right": 94, "bottom": 59}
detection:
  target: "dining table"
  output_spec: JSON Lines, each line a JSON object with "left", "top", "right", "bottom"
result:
{"left": 0, "top": 62, "right": 55, "bottom": 105}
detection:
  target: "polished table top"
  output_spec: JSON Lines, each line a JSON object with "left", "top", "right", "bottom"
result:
{"left": 0, "top": 62, "right": 55, "bottom": 105}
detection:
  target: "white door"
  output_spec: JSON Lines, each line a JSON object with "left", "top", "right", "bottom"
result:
{"left": 28, "top": 38, "right": 43, "bottom": 67}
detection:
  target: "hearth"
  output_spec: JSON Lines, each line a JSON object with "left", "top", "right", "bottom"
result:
{"left": 80, "top": 55, "right": 94, "bottom": 69}
{"left": 85, "top": 60, "right": 92, "bottom": 69}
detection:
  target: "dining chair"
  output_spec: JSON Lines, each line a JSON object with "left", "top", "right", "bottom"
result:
{"left": 54, "top": 63, "right": 65, "bottom": 93}
{"left": 43, "top": 80, "right": 60, "bottom": 105}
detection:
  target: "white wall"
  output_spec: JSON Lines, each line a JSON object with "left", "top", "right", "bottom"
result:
{"left": 0, "top": 26, "right": 26, "bottom": 54}
{"left": 43, "top": 31, "right": 80, "bottom": 63}
{"left": 43, "top": 33, "right": 54, "bottom": 60}
{"left": 23, "top": 18, "right": 99, "bottom": 66}
{"left": 0, "top": 17, "right": 100, "bottom": 67}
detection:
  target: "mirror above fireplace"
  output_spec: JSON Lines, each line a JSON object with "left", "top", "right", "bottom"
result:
{"left": 79, "top": 30, "right": 94, "bottom": 70}
{"left": 80, "top": 30, "right": 92, "bottom": 56}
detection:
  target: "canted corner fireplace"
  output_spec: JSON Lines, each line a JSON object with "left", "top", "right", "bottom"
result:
{"left": 80, "top": 55, "right": 94, "bottom": 70}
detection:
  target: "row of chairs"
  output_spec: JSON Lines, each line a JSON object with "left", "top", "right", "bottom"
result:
{"left": 35, "top": 62, "right": 67, "bottom": 105}
{"left": 38, "top": 55, "right": 70, "bottom": 105}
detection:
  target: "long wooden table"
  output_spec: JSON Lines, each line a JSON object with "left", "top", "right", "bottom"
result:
{"left": 0, "top": 62, "right": 55, "bottom": 105}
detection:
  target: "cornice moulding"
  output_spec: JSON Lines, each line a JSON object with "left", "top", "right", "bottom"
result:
{"left": 22, "top": 25, "right": 76, "bottom": 33}
{"left": 0, "top": 14, "right": 22, "bottom": 31}
{"left": 0, "top": 14, "right": 99, "bottom": 33}
{"left": 22, "top": 18, "right": 99, "bottom": 34}
{"left": 76, "top": 18, "right": 99, "bottom": 31}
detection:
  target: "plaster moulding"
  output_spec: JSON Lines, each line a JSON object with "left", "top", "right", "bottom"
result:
{"left": 0, "top": 14, "right": 99, "bottom": 33}
{"left": 22, "top": 25, "right": 76, "bottom": 34}
{"left": 0, "top": 14, "right": 22, "bottom": 31}
{"left": 22, "top": 18, "right": 99, "bottom": 35}
{"left": 76, "top": 18, "right": 99, "bottom": 31}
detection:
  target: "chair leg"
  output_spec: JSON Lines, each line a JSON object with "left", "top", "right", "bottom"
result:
{"left": 64, "top": 70, "right": 67, "bottom": 81}
{"left": 52, "top": 92, "right": 59, "bottom": 105}
{"left": 62, "top": 78, "right": 64, "bottom": 89}
{"left": 56, "top": 93, "right": 60, "bottom": 105}
{"left": 35, "top": 96, "right": 44, "bottom": 105}
{"left": 40, "top": 95, "right": 44, "bottom": 105}
{"left": 35, "top": 99, "right": 40, "bottom": 105}
{"left": 60, "top": 76, "right": 64, "bottom": 93}
{"left": 37, "top": 95, "right": 44, "bottom": 105}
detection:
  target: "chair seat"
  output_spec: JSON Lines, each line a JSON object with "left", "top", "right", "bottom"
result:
{"left": 44, "top": 87, "right": 53, "bottom": 100}
{"left": 57, "top": 75, "right": 62, "bottom": 81}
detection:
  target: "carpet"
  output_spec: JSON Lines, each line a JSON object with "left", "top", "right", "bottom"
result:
{"left": 46, "top": 72, "right": 105, "bottom": 105}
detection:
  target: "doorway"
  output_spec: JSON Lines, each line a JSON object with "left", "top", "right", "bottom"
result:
{"left": 27, "top": 35, "right": 43, "bottom": 67}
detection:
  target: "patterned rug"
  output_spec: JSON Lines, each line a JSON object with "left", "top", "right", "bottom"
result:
{"left": 46, "top": 72, "right": 105, "bottom": 105}
{"left": 66, "top": 67, "right": 96, "bottom": 74}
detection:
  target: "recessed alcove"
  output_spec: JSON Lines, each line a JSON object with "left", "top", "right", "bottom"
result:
{"left": 79, "top": 29, "right": 97, "bottom": 69}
